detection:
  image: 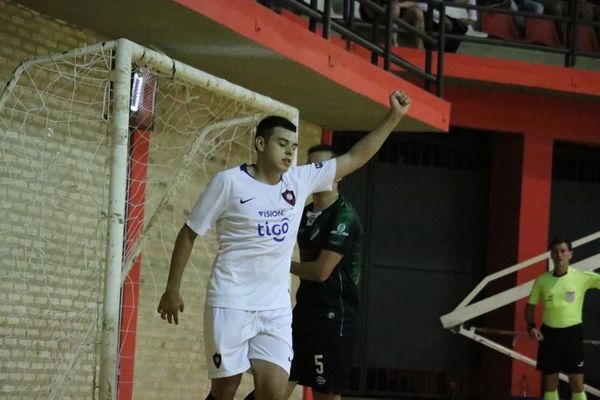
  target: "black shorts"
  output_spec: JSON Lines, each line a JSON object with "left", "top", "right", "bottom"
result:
{"left": 289, "top": 329, "right": 356, "bottom": 394}
{"left": 537, "top": 324, "right": 585, "bottom": 375}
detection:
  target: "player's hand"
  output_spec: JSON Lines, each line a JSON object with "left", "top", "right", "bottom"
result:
{"left": 529, "top": 327, "right": 544, "bottom": 341}
{"left": 157, "top": 289, "right": 185, "bottom": 325}
{"left": 390, "top": 90, "right": 411, "bottom": 116}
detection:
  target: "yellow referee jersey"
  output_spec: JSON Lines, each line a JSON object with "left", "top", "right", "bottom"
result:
{"left": 528, "top": 268, "right": 600, "bottom": 328}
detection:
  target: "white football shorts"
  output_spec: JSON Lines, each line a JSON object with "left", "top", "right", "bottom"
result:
{"left": 204, "top": 306, "right": 293, "bottom": 378}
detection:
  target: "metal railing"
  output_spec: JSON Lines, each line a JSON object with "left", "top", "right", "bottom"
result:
{"left": 258, "top": 0, "right": 600, "bottom": 98}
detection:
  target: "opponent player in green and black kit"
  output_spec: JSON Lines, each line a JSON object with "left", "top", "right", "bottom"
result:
{"left": 289, "top": 144, "right": 364, "bottom": 400}
{"left": 525, "top": 238, "right": 600, "bottom": 400}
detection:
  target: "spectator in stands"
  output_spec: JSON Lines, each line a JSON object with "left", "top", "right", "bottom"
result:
{"left": 417, "top": 0, "right": 479, "bottom": 53}
{"left": 538, "top": 0, "right": 598, "bottom": 38}
{"left": 359, "top": 0, "right": 425, "bottom": 49}
{"left": 396, "top": 1, "right": 426, "bottom": 48}
{"left": 579, "top": 0, "right": 600, "bottom": 43}
{"left": 510, "top": 0, "right": 544, "bottom": 33}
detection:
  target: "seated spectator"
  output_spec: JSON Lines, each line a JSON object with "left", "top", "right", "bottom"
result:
{"left": 417, "top": 0, "right": 479, "bottom": 53}
{"left": 360, "top": 0, "right": 425, "bottom": 48}
{"left": 510, "top": 0, "right": 544, "bottom": 32}
{"left": 538, "top": 0, "right": 597, "bottom": 38}
{"left": 395, "top": 1, "right": 426, "bottom": 48}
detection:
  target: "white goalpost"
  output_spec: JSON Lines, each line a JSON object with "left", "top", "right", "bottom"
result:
{"left": 440, "top": 231, "right": 600, "bottom": 397}
{"left": 0, "top": 38, "right": 298, "bottom": 400}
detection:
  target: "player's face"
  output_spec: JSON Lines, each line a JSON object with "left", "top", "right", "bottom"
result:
{"left": 550, "top": 242, "right": 572, "bottom": 268}
{"left": 259, "top": 127, "right": 298, "bottom": 173}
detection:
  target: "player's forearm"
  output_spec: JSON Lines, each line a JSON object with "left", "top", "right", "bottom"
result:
{"left": 291, "top": 261, "right": 326, "bottom": 282}
{"left": 166, "top": 225, "right": 197, "bottom": 292}
{"left": 524, "top": 303, "right": 536, "bottom": 326}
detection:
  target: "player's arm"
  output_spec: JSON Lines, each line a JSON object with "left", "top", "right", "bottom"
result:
{"left": 335, "top": 90, "right": 410, "bottom": 180}
{"left": 157, "top": 224, "right": 197, "bottom": 324}
{"left": 291, "top": 249, "right": 344, "bottom": 282}
{"left": 524, "top": 298, "right": 543, "bottom": 341}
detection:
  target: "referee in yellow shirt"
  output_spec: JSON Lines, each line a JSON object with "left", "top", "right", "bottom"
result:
{"left": 525, "top": 238, "right": 600, "bottom": 400}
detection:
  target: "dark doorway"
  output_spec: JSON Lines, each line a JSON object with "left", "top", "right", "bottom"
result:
{"left": 333, "top": 129, "right": 491, "bottom": 399}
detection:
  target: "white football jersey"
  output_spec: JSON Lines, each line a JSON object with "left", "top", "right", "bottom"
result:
{"left": 187, "top": 159, "right": 337, "bottom": 310}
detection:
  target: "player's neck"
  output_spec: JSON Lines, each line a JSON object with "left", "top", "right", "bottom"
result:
{"left": 313, "top": 190, "right": 339, "bottom": 212}
{"left": 250, "top": 162, "right": 281, "bottom": 185}
{"left": 553, "top": 264, "right": 569, "bottom": 277}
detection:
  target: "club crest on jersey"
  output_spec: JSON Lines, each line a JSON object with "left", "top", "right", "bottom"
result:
{"left": 213, "top": 353, "right": 222, "bottom": 368}
{"left": 565, "top": 291, "right": 576, "bottom": 303}
{"left": 282, "top": 189, "right": 296, "bottom": 206}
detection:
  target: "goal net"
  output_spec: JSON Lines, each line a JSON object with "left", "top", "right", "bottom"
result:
{"left": 0, "top": 39, "right": 298, "bottom": 400}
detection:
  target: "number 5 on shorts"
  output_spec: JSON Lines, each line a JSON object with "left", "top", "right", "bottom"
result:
{"left": 314, "top": 354, "right": 324, "bottom": 374}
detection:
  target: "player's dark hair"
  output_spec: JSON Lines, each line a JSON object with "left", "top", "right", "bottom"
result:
{"left": 308, "top": 144, "right": 338, "bottom": 157}
{"left": 256, "top": 116, "right": 296, "bottom": 143}
{"left": 549, "top": 237, "right": 572, "bottom": 251}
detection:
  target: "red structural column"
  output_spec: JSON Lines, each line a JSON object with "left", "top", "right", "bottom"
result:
{"left": 118, "top": 129, "right": 150, "bottom": 400}
{"left": 482, "top": 133, "right": 524, "bottom": 400}
{"left": 510, "top": 132, "right": 554, "bottom": 398}
{"left": 321, "top": 129, "right": 333, "bottom": 145}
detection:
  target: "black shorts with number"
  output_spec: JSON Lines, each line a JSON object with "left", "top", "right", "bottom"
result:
{"left": 537, "top": 324, "right": 585, "bottom": 374}
{"left": 289, "top": 329, "right": 356, "bottom": 394}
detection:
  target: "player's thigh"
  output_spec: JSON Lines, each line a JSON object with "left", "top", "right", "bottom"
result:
{"left": 289, "top": 328, "right": 315, "bottom": 386}
{"left": 251, "top": 358, "right": 290, "bottom": 400}
{"left": 558, "top": 324, "right": 585, "bottom": 375}
{"left": 204, "top": 306, "right": 258, "bottom": 378}
{"left": 292, "top": 330, "right": 356, "bottom": 394}
{"left": 249, "top": 307, "right": 293, "bottom": 374}
{"left": 537, "top": 326, "right": 560, "bottom": 375}
{"left": 314, "top": 393, "right": 341, "bottom": 400}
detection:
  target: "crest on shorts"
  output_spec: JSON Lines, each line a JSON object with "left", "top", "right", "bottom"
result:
{"left": 282, "top": 189, "right": 296, "bottom": 206}
{"left": 213, "top": 353, "right": 222, "bottom": 368}
{"left": 316, "top": 376, "right": 327, "bottom": 385}
{"left": 565, "top": 291, "right": 576, "bottom": 303}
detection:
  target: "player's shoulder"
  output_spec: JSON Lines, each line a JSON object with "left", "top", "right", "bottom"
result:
{"left": 212, "top": 164, "right": 248, "bottom": 182}
{"left": 577, "top": 269, "right": 600, "bottom": 279}
{"left": 333, "top": 196, "right": 360, "bottom": 223}
{"left": 303, "top": 202, "right": 314, "bottom": 213}
{"left": 535, "top": 271, "right": 554, "bottom": 283}
{"left": 288, "top": 159, "right": 335, "bottom": 175}
{"left": 336, "top": 196, "right": 358, "bottom": 215}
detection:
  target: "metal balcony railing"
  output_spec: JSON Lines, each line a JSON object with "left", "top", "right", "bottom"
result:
{"left": 258, "top": 0, "right": 600, "bottom": 98}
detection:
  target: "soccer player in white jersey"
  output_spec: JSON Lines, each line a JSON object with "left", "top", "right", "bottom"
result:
{"left": 157, "top": 90, "right": 411, "bottom": 400}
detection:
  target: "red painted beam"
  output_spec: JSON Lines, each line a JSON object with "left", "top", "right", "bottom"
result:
{"left": 172, "top": 0, "right": 450, "bottom": 132}
{"left": 444, "top": 84, "right": 600, "bottom": 142}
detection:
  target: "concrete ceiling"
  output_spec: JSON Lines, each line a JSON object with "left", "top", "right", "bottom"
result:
{"left": 16, "top": 0, "right": 449, "bottom": 133}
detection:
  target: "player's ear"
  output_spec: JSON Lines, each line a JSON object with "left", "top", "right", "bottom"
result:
{"left": 255, "top": 136, "right": 265, "bottom": 152}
